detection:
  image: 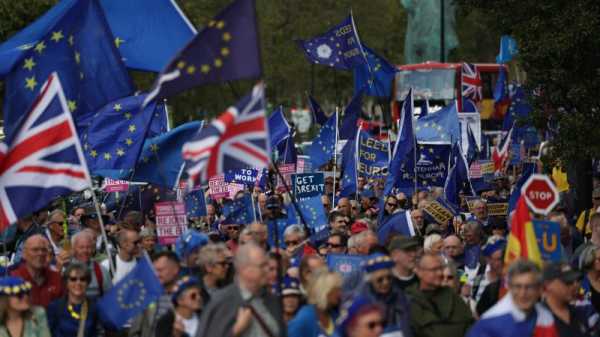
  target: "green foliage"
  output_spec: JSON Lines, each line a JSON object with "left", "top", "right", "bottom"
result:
{"left": 456, "top": 0, "right": 600, "bottom": 164}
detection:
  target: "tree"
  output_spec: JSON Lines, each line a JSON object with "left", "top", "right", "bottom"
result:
{"left": 457, "top": 0, "right": 600, "bottom": 213}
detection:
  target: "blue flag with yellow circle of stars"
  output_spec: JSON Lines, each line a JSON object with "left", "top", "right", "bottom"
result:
{"left": 97, "top": 256, "right": 163, "bottom": 329}
{"left": 415, "top": 101, "right": 460, "bottom": 144}
{"left": 81, "top": 94, "right": 162, "bottom": 172}
{"left": 395, "top": 143, "right": 452, "bottom": 192}
{"left": 2, "top": 0, "right": 134, "bottom": 140}
{"left": 222, "top": 193, "right": 255, "bottom": 225}
{"left": 146, "top": 0, "right": 261, "bottom": 103}
{"left": 296, "top": 14, "right": 367, "bottom": 71}
{"left": 307, "top": 112, "right": 337, "bottom": 169}
{"left": 98, "top": 0, "right": 197, "bottom": 72}
{"left": 185, "top": 187, "right": 207, "bottom": 218}
{"left": 286, "top": 195, "right": 328, "bottom": 231}
{"left": 340, "top": 131, "right": 359, "bottom": 198}
{"left": 353, "top": 45, "right": 397, "bottom": 97}
{"left": 268, "top": 106, "right": 290, "bottom": 149}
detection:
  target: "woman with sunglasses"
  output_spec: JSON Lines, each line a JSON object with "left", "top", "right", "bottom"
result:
{"left": 157, "top": 276, "right": 204, "bottom": 337}
{"left": 0, "top": 276, "right": 50, "bottom": 337}
{"left": 336, "top": 296, "right": 385, "bottom": 337}
{"left": 47, "top": 262, "right": 100, "bottom": 337}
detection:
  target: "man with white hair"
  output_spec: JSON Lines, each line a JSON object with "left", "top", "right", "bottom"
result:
{"left": 283, "top": 224, "right": 316, "bottom": 257}
{"left": 71, "top": 230, "right": 112, "bottom": 298}
{"left": 196, "top": 243, "right": 285, "bottom": 337}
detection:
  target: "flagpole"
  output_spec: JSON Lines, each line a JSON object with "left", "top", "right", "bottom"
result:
{"left": 411, "top": 94, "right": 418, "bottom": 196}
{"left": 90, "top": 189, "right": 115, "bottom": 277}
{"left": 332, "top": 107, "right": 339, "bottom": 207}
{"left": 250, "top": 191, "right": 258, "bottom": 223}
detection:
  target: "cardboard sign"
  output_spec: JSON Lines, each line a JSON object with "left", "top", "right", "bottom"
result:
{"left": 357, "top": 130, "right": 389, "bottom": 178}
{"left": 297, "top": 156, "right": 312, "bottom": 173}
{"left": 423, "top": 200, "right": 454, "bottom": 225}
{"left": 480, "top": 161, "right": 495, "bottom": 175}
{"left": 224, "top": 168, "right": 258, "bottom": 186}
{"left": 292, "top": 173, "right": 325, "bottom": 199}
{"left": 208, "top": 174, "right": 229, "bottom": 198}
{"left": 469, "top": 162, "right": 482, "bottom": 179}
{"left": 487, "top": 202, "right": 509, "bottom": 216}
{"left": 155, "top": 201, "right": 188, "bottom": 245}
{"left": 532, "top": 220, "right": 562, "bottom": 262}
{"left": 103, "top": 178, "right": 129, "bottom": 192}
{"left": 277, "top": 164, "right": 296, "bottom": 189}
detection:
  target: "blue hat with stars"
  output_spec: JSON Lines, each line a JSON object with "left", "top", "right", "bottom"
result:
{"left": 363, "top": 253, "right": 394, "bottom": 274}
{"left": 281, "top": 276, "right": 301, "bottom": 296}
{"left": 175, "top": 230, "right": 209, "bottom": 259}
{"left": 0, "top": 276, "right": 32, "bottom": 296}
{"left": 171, "top": 276, "right": 201, "bottom": 304}
{"left": 336, "top": 295, "right": 384, "bottom": 337}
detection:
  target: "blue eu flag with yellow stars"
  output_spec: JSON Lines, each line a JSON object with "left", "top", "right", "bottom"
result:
{"left": 97, "top": 256, "right": 163, "bottom": 329}
{"left": 185, "top": 187, "right": 207, "bottom": 218}
{"left": 353, "top": 45, "right": 397, "bottom": 97}
{"left": 147, "top": 0, "right": 261, "bottom": 102}
{"left": 415, "top": 101, "right": 460, "bottom": 143}
{"left": 340, "top": 133, "right": 358, "bottom": 198}
{"left": 82, "top": 95, "right": 162, "bottom": 172}
{"left": 307, "top": 112, "right": 337, "bottom": 169}
{"left": 287, "top": 195, "right": 328, "bottom": 231}
{"left": 1, "top": 0, "right": 133, "bottom": 140}
{"left": 222, "top": 193, "right": 255, "bottom": 225}
{"left": 297, "top": 14, "right": 367, "bottom": 70}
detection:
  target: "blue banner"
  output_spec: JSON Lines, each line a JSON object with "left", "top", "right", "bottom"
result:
{"left": 532, "top": 220, "right": 562, "bottom": 262}
{"left": 327, "top": 254, "right": 366, "bottom": 278}
{"left": 292, "top": 173, "right": 325, "bottom": 199}
{"left": 396, "top": 143, "right": 451, "bottom": 191}
{"left": 224, "top": 168, "right": 258, "bottom": 186}
{"left": 357, "top": 130, "right": 389, "bottom": 178}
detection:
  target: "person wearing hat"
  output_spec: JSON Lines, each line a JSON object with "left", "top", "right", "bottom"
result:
{"left": 388, "top": 236, "right": 420, "bottom": 290}
{"left": 175, "top": 230, "right": 209, "bottom": 278}
{"left": 359, "top": 253, "right": 412, "bottom": 337}
{"left": 0, "top": 276, "right": 50, "bottom": 337}
{"left": 280, "top": 276, "right": 303, "bottom": 323}
{"left": 335, "top": 296, "right": 385, "bottom": 337}
{"left": 542, "top": 261, "right": 597, "bottom": 337}
{"left": 473, "top": 237, "right": 506, "bottom": 316}
{"left": 156, "top": 276, "right": 204, "bottom": 337}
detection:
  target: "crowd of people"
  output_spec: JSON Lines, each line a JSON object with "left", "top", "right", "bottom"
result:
{"left": 0, "top": 173, "right": 600, "bottom": 337}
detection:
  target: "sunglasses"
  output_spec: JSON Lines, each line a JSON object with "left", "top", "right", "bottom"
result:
{"left": 227, "top": 226, "right": 240, "bottom": 231}
{"left": 285, "top": 240, "right": 300, "bottom": 246}
{"left": 69, "top": 276, "right": 89, "bottom": 283}
{"left": 365, "top": 319, "right": 384, "bottom": 330}
{"left": 386, "top": 203, "right": 397, "bottom": 207}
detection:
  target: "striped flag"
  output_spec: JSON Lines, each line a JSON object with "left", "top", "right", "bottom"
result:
{"left": 504, "top": 195, "right": 542, "bottom": 268}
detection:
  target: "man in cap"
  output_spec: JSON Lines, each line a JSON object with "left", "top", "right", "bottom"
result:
{"left": 359, "top": 253, "right": 411, "bottom": 336}
{"left": 388, "top": 236, "right": 420, "bottom": 289}
{"left": 576, "top": 187, "right": 600, "bottom": 239}
{"left": 542, "top": 262, "right": 598, "bottom": 336}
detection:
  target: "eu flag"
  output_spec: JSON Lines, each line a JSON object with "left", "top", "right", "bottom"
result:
{"left": 268, "top": 106, "right": 290, "bottom": 148}
{"left": 99, "top": 0, "right": 197, "bottom": 72}
{"left": 185, "top": 187, "right": 207, "bottom": 218}
{"left": 277, "top": 136, "right": 297, "bottom": 165}
{"left": 81, "top": 95, "right": 161, "bottom": 172}
{"left": 297, "top": 14, "right": 366, "bottom": 70}
{"left": 496, "top": 35, "right": 518, "bottom": 64}
{"left": 384, "top": 89, "right": 415, "bottom": 197}
{"left": 353, "top": 45, "right": 397, "bottom": 97}
{"left": 146, "top": 0, "right": 261, "bottom": 102}
{"left": 307, "top": 112, "right": 337, "bottom": 169}
{"left": 444, "top": 143, "right": 475, "bottom": 208}
{"left": 97, "top": 257, "right": 163, "bottom": 329}
{"left": 508, "top": 162, "right": 536, "bottom": 214}
{"left": 340, "top": 132, "right": 358, "bottom": 198}
{"left": 466, "top": 125, "right": 479, "bottom": 164}
{"left": 415, "top": 101, "right": 460, "bottom": 143}
{"left": 377, "top": 211, "right": 415, "bottom": 243}
{"left": 339, "top": 87, "right": 364, "bottom": 140}
{"left": 2, "top": 0, "right": 134, "bottom": 140}
{"left": 308, "top": 94, "right": 328, "bottom": 125}
{"left": 222, "top": 193, "right": 255, "bottom": 225}
{"left": 286, "top": 195, "right": 328, "bottom": 231}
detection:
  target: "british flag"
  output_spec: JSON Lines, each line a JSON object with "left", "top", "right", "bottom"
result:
{"left": 0, "top": 73, "right": 91, "bottom": 229}
{"left": 182, "top": 83, "right": 269, "bottom": 187}
{"left": 462, "top": 63, "right": 483, "bottom": 102}
{"left": 492, "top": 126, "right": 514, "bottom": 173}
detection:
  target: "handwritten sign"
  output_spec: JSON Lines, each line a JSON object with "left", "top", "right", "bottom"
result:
{"left": 292, "top": 173, "right": 324, "bottom": 199}
{"left": 424, "top": 200, "right": 454, "bottom": 225}
{"left": 532, "top": 220, "right": 561, "bottom": 262}
{"left": 155, "top": 201, "right": 188, "bottom": 245}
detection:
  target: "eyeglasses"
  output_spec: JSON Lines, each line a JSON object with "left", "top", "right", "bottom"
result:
{"left": 285, "top": 240, "right": 300, "bottom": 246}
{"left": 69, "top": 276, "right": 89, "bottom": 283}
{"left": 373, "top": 274, "right": 391, "bottom": 285}
{"left": 509, "top": 282, "right": 540, "bottom": 292}
{"left": 327, "top": 242, "right": 343, "bottom": 248}
{"left": 386, "top": 203, "right": 397, "bottom": 207}
{"left": 227, "top": 226, "right": 240, "bottom": 231}
{"left": 365, "top": 319, "right": 384, "bottom": 330}
{"left": 11, "top": 292, "right": 30, "bottom": 299}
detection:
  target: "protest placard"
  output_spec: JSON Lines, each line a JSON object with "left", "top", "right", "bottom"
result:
{"left": 224, "top": 168, "right": 258, "bottom": 186}
{"left": 102, "top": 178, "right": 129, "bottom": 192}
{"left": 487, "top": 202, "right": 509, "bottom": 216}
{"left": 155, "top": 201, "right": 188, "bottom": 245}
{"left": 277, "top": 163, "right": 296, "bottom": 189}
{"left": 357, "top": 131, "right": 389, "bottom": 178}
{"left": 532, "top": 220, "right": 561, "bottom": 262}
{"left": 208, "top": 174, "right": 229, "bottom": 198}
{"left": 423, "top": 200, "right": 454, "bottom": 225}
{"left": 292, "top": 173, "right": 325, "bottom": 199}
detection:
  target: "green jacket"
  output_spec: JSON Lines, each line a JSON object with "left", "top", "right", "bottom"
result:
{"left": 0, "top": 306, "right": 50, "bottom": 337}
{"left": 406, "top": 284, "right": 474, "bottom": 337}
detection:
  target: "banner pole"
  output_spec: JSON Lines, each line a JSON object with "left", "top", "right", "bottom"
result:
{"left": 90, "top": 189, "right": 115, "bottom": 277}
{"left": 332, "top": 107, "right": 339, "bottom": 207}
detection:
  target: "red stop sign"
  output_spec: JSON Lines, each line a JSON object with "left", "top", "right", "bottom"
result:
{"left": 520, "top": 174, "right": 560, "bottom": 215}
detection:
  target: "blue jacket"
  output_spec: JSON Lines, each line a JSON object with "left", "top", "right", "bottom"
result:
{"left": 288, "top": 304, "right": 335, "bottom": 337}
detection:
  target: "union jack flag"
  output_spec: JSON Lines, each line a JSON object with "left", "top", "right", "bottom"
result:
{"left": 182, "top": 83, "right": 269, "bottom": 187}
{"left": 0, "top": 73, "right": 91, "bottom": 230}
{"left": 462, "top": 63, "right": 482, "bottom": 102}
{"left": 492, "top": 126, "right": 514, "bottom": 173}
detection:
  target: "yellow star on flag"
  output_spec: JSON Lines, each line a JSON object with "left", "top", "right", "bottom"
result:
{"left": 22, "top": 58, "right": 36, "bottom": 71}
{"left": 177, "top": 61, "right": 186, "bottom": 69}
{"left": 216, "top": 20, "right": 225, "bottom": 29}
{"left": 34, "top": 41, "right": 46, "bottom": 54}
{"left": 214, "top": 59, "right": 223, "bottom": 68}
{"left": 68, "top": 35, "right": 74, "bottom": 46}
{"left": 124, "top": 112, "right": 132, "bottom": 120}
{"left": 125, "top": 138, "right": 133, "bottom": 146}
{"left": 113, "top": 103, "right": 122, "bottom": 111}
{"left": 221, "top": 47, "right": 230, "bottom": 56}
{"left": 25, "top": 76, "right": 37, "bottom": 91}
{"left": 128, "top": 124, "right": 136, "bottom": 133}
{"left": 150, "top": 144, "right": 159, "bottom": 152}
{"left": 103, "top": 152, "right": 112, "bottom": 160}
{"left": 201, "top": 64, "right": 210, "bottom": 74}
{"left": 115, "top": 37, "right": 125, "bottom": 48}
{"left": 68, "top": 100, "right": 77, "bottom": 112}
{"left": 222, "top": 32, "right": 231, "bottom": 42}
{"left": 186, "top": 65, "right": 196, "bottom": 74}
{"left": 116, "top": 148, "right": 125, "bottom": 157}
{"left": 429, "top": 148, "right": 434, "bottom": 154}
{"left": 74, "top": 51, "right": 80, "bottom": 64}
{"left": 50, "top": 31, "right": 64, "bottom": 42}
{"left": 90, "top": 150, "right": 98, "bottom": 158}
